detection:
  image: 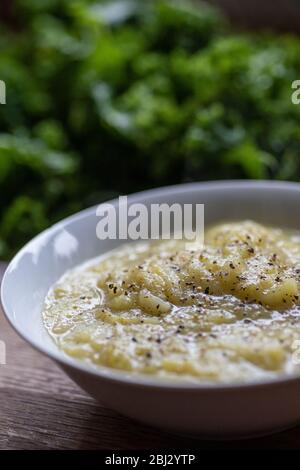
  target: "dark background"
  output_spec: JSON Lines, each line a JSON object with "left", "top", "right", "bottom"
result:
{"left": 0, "top": 0, "right": 300, "bottom": 259}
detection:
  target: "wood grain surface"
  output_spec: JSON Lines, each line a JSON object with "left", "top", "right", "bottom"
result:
{"left": 0, "top": 262, "right": 300, "bottom": 450}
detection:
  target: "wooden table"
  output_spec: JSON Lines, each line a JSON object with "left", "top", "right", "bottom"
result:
{"left": 0, "top": 263, "right": 299, "bottom": 450}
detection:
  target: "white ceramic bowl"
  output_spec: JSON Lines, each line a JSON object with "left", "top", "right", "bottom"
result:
{"left": 2, "top": 180, "right": 300, "bottom": 439}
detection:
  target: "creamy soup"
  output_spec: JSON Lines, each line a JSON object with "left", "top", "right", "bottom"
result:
{"left": 43, "top": 221, "right": 300, "bottom": 383}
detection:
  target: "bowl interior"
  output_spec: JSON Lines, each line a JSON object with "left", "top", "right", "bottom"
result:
{"left": 3, "top": 180, "right": 300, "bottom": 371}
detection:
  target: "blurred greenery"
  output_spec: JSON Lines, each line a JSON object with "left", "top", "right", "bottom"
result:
{"left": 0, "top": 0, "right": 300, "bottom": 259}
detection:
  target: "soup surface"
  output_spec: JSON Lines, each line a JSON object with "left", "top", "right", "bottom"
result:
{"left": 43, "top": 221, "right": 300, "bottom": 383}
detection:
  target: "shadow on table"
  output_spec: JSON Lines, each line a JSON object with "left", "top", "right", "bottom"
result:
{"left": 77, "top": 403, "right": 300, "bottom": 450}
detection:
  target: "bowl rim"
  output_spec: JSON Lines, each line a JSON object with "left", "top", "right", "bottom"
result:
{"left": 3, "top": 179, "right": 300, "bottom": 391}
